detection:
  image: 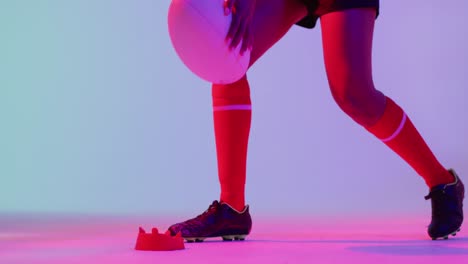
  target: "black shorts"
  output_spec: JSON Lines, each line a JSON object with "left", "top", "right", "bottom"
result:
{"left": 296, "top": 0, "right": 380, "bottom": 29}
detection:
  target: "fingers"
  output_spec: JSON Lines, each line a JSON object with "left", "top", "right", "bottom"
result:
{"left": 230, "top": 16, "right": 253, "bottom": 55}
{"left": 240, "top": 27, "right": 252, "bottom": 55}
{"left": 226, "top": 6, "right": 241, "bottom": 46}
{"left": 223, "top": 0, "right": 234, "bottom": 15}
{"left": 230, "top": 16, "right": 246, "bottom": 50}
{"left": 223, "top": 0, "right": 253, "bottom": 55}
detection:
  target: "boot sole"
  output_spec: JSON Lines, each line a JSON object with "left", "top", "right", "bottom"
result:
{"left": 184, "top": 234, "right": 248, "bottom": 243}
{"left": 431, "top": 228, "right": 461, "bottom": 240}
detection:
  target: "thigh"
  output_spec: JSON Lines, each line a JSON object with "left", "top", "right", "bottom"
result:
{"left": 320, "top": 8, "right": 385, "bottom": 125}
{"left": 320, "top": 8, "right": 376, "bottom": 89}
{"left": 248, "top": 0, "right": 308, "bottom": 67}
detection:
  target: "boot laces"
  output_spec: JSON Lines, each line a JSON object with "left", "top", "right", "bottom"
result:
{"left": 425, "top": 186, "right": 449, "bottom": 218}
{"left": 184, "top": 201, "right": 220, "bottom": 228}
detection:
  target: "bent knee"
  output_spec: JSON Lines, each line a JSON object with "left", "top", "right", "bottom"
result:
{"left": 329, "top": 83, "right": 386, "bottom": 126}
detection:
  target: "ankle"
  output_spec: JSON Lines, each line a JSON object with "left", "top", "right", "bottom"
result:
{"left": 428, "top": 170, "right": 456, "bottom": 188}
{"left": 220, "top": 199, "right": 245, "bottom": 212}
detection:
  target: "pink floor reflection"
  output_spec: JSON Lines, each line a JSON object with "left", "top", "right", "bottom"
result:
{"left": 1, "top": 214, "right": 467, "bottom": 264}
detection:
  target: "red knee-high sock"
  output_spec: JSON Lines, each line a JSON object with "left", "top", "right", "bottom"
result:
{"left": 212, "top": 77, "right": 251, "bottom": 211}
{"left": 365, "top": 97, "right": 453, "bottom": 188}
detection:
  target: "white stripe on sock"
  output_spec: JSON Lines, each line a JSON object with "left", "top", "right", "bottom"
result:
{"left": 213, "top": 104, "right": 252, "bottom": 111}
{"left": 381, "top": 112, "right": 407, "bottom": 142}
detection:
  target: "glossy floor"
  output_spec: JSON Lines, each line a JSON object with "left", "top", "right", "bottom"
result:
{"left": 1, "top": 214, "right": 467, "bottom": 264}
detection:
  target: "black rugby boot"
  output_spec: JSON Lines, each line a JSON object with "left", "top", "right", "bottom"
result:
{"left": 425, "top": 169, "right": 464, "bottom": 240}
{"left": 167, "top": 201, "right": 252, "bottom": 242}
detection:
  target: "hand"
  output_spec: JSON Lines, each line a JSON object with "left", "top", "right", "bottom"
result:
{"left": 223, "top": 0, "right": 256, "bottom": 55}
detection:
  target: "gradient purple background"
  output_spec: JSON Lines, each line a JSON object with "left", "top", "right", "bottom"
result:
{"left": 1, "top": 0, "right": 467, "bottom": 218}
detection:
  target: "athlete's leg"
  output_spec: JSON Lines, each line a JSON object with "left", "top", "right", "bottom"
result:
{"left": 320, "top": 8, "right": 453, "bottom": 188}
{"left": 213, "top": 0, "right": 307, "bottom": 212}
{"left": 168, "top": 0, "right": 307, "bottom": 240}
{"left": 321, "top": 8, "right": 384, "bottom": 126}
